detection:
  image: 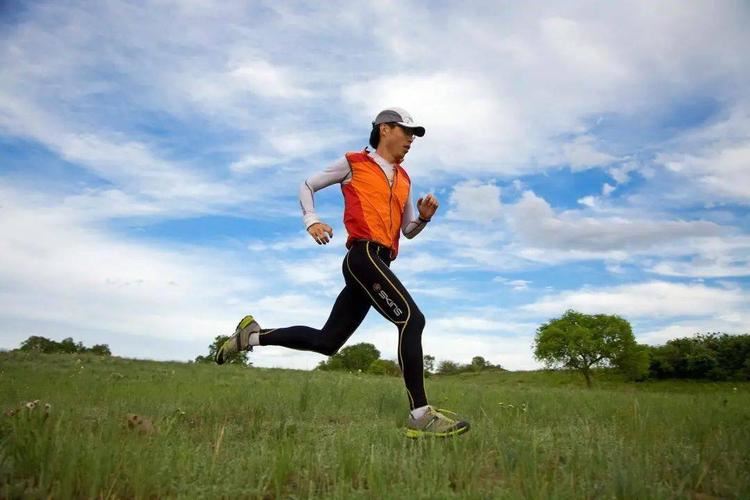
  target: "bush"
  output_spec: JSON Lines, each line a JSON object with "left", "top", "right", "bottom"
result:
{"left": 616, "top": 344, "right": 651, "bottom": 381}
{"left": 17, "top": 336, "right": 112, "bottom": 356}
{"left": 437, "top": 360, "right": 460, "bottom": 375}
{"left": 436, "top": 357, "right": 504, "bottom": 375}
{"left": 317, "top": 343, "right": 380, "bottom": 372}
{"left": 648, "top": 333, "right": 750, "bottom": 381}
{"left": 368, "top": 359, "right": 401, "bottom": 376}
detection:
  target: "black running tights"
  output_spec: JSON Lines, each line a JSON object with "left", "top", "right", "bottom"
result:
{"left": 259, "top": 240, "right": 427, "bottom": 409}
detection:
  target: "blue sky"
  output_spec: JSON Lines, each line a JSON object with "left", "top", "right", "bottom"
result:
{"left": 1, "top": 1, "right": 749, "bottom": 370}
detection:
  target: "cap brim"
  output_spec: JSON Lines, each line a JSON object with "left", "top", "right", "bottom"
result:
{"left": 397, "top": 122, "right": 425, "bottom": 137}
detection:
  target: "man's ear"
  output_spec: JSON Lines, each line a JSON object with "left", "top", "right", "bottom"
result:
{"left": 380, "top": 123, "right": 395, "bottom": 138}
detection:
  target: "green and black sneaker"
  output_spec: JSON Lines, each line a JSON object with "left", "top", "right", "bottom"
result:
{"left": 215, "top": 315, "right": 261, "bottom": 365}
{"left": 405, "top": 407, "right": 470, "bottom": 438}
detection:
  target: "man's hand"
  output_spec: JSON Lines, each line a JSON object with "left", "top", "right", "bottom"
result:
{"left": 307, "top": 222, "right": 334, "bottom": 245}
{"left": 417, "top": 193, "right": 439, "bottom": 221}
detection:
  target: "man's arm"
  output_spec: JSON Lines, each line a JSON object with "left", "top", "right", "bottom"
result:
{"left": 402, "top": 189, "right": 439, "bottom": 239}
{"left": 300, "top": 157, "right": 350, "bottom": 244}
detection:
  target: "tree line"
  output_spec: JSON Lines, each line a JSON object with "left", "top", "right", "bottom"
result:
{"left": 317, "top": 342, "right": 502, "bottom": 377}
{"left": 648, "top": 333, "right": 750, "bottom": 381}
{"left": 534, "top": 310, "right": 750, "bottom": 386}
{"left": 13, "top": 336, "right": 112, "bottom": 356}
{"left": 316, "top": 344, "right": 503, "bottom": 376}
{"left": 15, "top": 313, "right": 749, "bottom": 388}
{"left": 195, "top": 335, "right": 503, "bottom": 375}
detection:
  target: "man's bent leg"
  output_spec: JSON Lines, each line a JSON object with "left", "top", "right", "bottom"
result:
{"left": 258, "top": 283, "right": 370, "bottom": 356}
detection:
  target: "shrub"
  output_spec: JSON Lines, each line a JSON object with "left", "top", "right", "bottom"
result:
{"left": 368, "top": 359, "right": 401, "bottom": 376}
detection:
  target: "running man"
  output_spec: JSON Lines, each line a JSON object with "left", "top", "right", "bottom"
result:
{"left": 216, "top": 108, "right": 470, "bottom": 438}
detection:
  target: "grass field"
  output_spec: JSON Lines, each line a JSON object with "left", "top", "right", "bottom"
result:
{"left": 1, "top": 352, "right": 748, "bottom": 499}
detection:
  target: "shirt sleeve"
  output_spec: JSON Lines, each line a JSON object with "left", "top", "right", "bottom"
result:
{"left": 402, "top": 187, "right": 428, "bottom": 239}
{"left": 300, "top": 157, "right": 351, "bottom": 229}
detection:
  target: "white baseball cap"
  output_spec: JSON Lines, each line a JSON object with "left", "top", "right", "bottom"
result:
{"left": 372, "top": 107, "right": 425, "bottom": 137}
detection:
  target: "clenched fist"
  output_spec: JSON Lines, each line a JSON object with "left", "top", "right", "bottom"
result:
{"left": 307, "top": 222, "right": 333, "bottom": 245}
{"left": 417, "top": 193, "right": 439, "bottom": 221}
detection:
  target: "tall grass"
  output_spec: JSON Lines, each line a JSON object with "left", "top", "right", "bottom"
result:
{"left": 1, "top": 352, "right": 748, "bottom": 498}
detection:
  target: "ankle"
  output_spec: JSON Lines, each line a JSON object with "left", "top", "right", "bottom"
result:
{"left": 410, "top": 405, "right": 430, "bottom": 419}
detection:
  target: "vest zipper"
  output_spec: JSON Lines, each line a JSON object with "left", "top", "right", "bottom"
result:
{"left": 366, "top": 155, "right": 402, "bottom": 255}
{"left": 372, "top": 160, "right": 395, "bottom": 241}
{"left": 388, "top": 172, "right": 395, "bottom": 237}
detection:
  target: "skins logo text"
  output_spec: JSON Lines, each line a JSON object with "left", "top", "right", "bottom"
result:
{"left": 372, "top": 283, "right": 402, "bottom": 317}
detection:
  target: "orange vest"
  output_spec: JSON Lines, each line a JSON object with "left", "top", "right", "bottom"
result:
{"left": 342, "top": 151, "right": 411, "bottom": 259}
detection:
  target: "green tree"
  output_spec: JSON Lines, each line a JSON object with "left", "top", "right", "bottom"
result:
{"left": 17, "top": 336, "right": 112, "bottom": 356}
{"left": 423, "top": 354, "right": 436, "bottom": 374}
{"left": 195, "top": 335, "right": 250, "bottom": 366}
{"left": 616, "top": 343, "right": 650, "bottom": 381}
{"left": 534, "top": 310, "right": 638, "bottom": 388}
{"left": 59, "top": 337, "right": 83, "bottom": 354}
{"left": 368, "top": 359, "right": 401, "bottom": 376}
{"left": 317, "top": 356, "right": 344, "bottom": 371}
{"left": 319, "top": 343, "right": 380, "bottom": 372}
{"left": 648, "top": 333, "right": 750, "bottom": 380}
{"left": 19, "top": 336, "right": 59, "bottom": 353}
{"left": 89, "top": 344, "right": 112, "bottom": 356}
{"left": 437, "top": 360, "right": 460, "bottom": 374}
{"left": 470, "top": 356, "right": 490, "bottom": 372}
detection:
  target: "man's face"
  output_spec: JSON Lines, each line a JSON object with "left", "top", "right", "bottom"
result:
{"left": 380, "top": 123, "right": 416, "bottom": 162}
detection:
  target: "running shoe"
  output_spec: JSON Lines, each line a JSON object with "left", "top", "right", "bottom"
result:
{"left": 405, "top": 406, "right": 470, "bottom": 438}
{"left": 215, "top": 315, "right": 260, "bottom": 365}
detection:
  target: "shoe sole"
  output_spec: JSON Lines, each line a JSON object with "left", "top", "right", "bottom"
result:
{"left": 215, "top": 316, "right": 259, "bottom": 365}
{"left": 214, "top": 335, "right": 241, "bottom": 365}
{"left": 405, "top": 422, "right": 470, "bottom": 439}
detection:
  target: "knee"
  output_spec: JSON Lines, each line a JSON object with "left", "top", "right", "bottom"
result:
{"left": 319, "top": 345, "right": 338, "bottom": 357}
{"left": 318, "top": 339, "right": 343, "bottom": 357}
{"left": 409, "top": 309, "right": 425, "bottom": 333}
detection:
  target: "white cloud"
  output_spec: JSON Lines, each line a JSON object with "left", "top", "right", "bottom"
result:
{"left": 522, "top": 281, "right": 749, "bottom": 320}
{"left": 279, "top": 253, "right": 344, "bottom": 292}
{"left": 657, "top": 139, "right": 750, "bottom": 205}
{"left": 229, "top": 155, "right": 286, "bottom": 174}
{"left": 508, "top": 280, "right": 531, "bottom": 291}
{"left": 646, "top": 236, "right": 750, "bottom": 277}
{"left": 577, "top": 195, "right": 598, "bottom": 208}
{"left": 0, "top": 184, "right": 350, "bottom": 364}
{"left": 0, "top": 95, "right": 251, "bottom": 218}
{"left": 650, "top": 261, "right": 750, "bottom": 278}
{"left": 605, "top": 262, "right": 627, "bottom": 274}
{"left": 446, "top": 181, "right": 503, "bottom": 222}
{"left": 342, "top": 72, "right": 527, "bottom": 174}
{"left": 394, "top": 252, "right": 470, "bottom": 275}
{"left": 228, "top": 59, "right": 312, "bottom": 99}
{"left": 608, "top": 162, "right": 639, "bottom": 185}
{"left": 424, "top": 316, "right": 538, "bottom": 369}
{"left": 563, "top": 135, "right": 618, "bottom": 170}
{"left": 510, "top": 191, "right": 724, "bottom": 253}
{"left": 0, "top": 187, "right": 261, "bottom": 346}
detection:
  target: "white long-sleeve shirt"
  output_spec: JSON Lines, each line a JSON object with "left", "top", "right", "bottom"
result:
{"left": 299, "top": 151, "right": 428, "bottom": 239}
